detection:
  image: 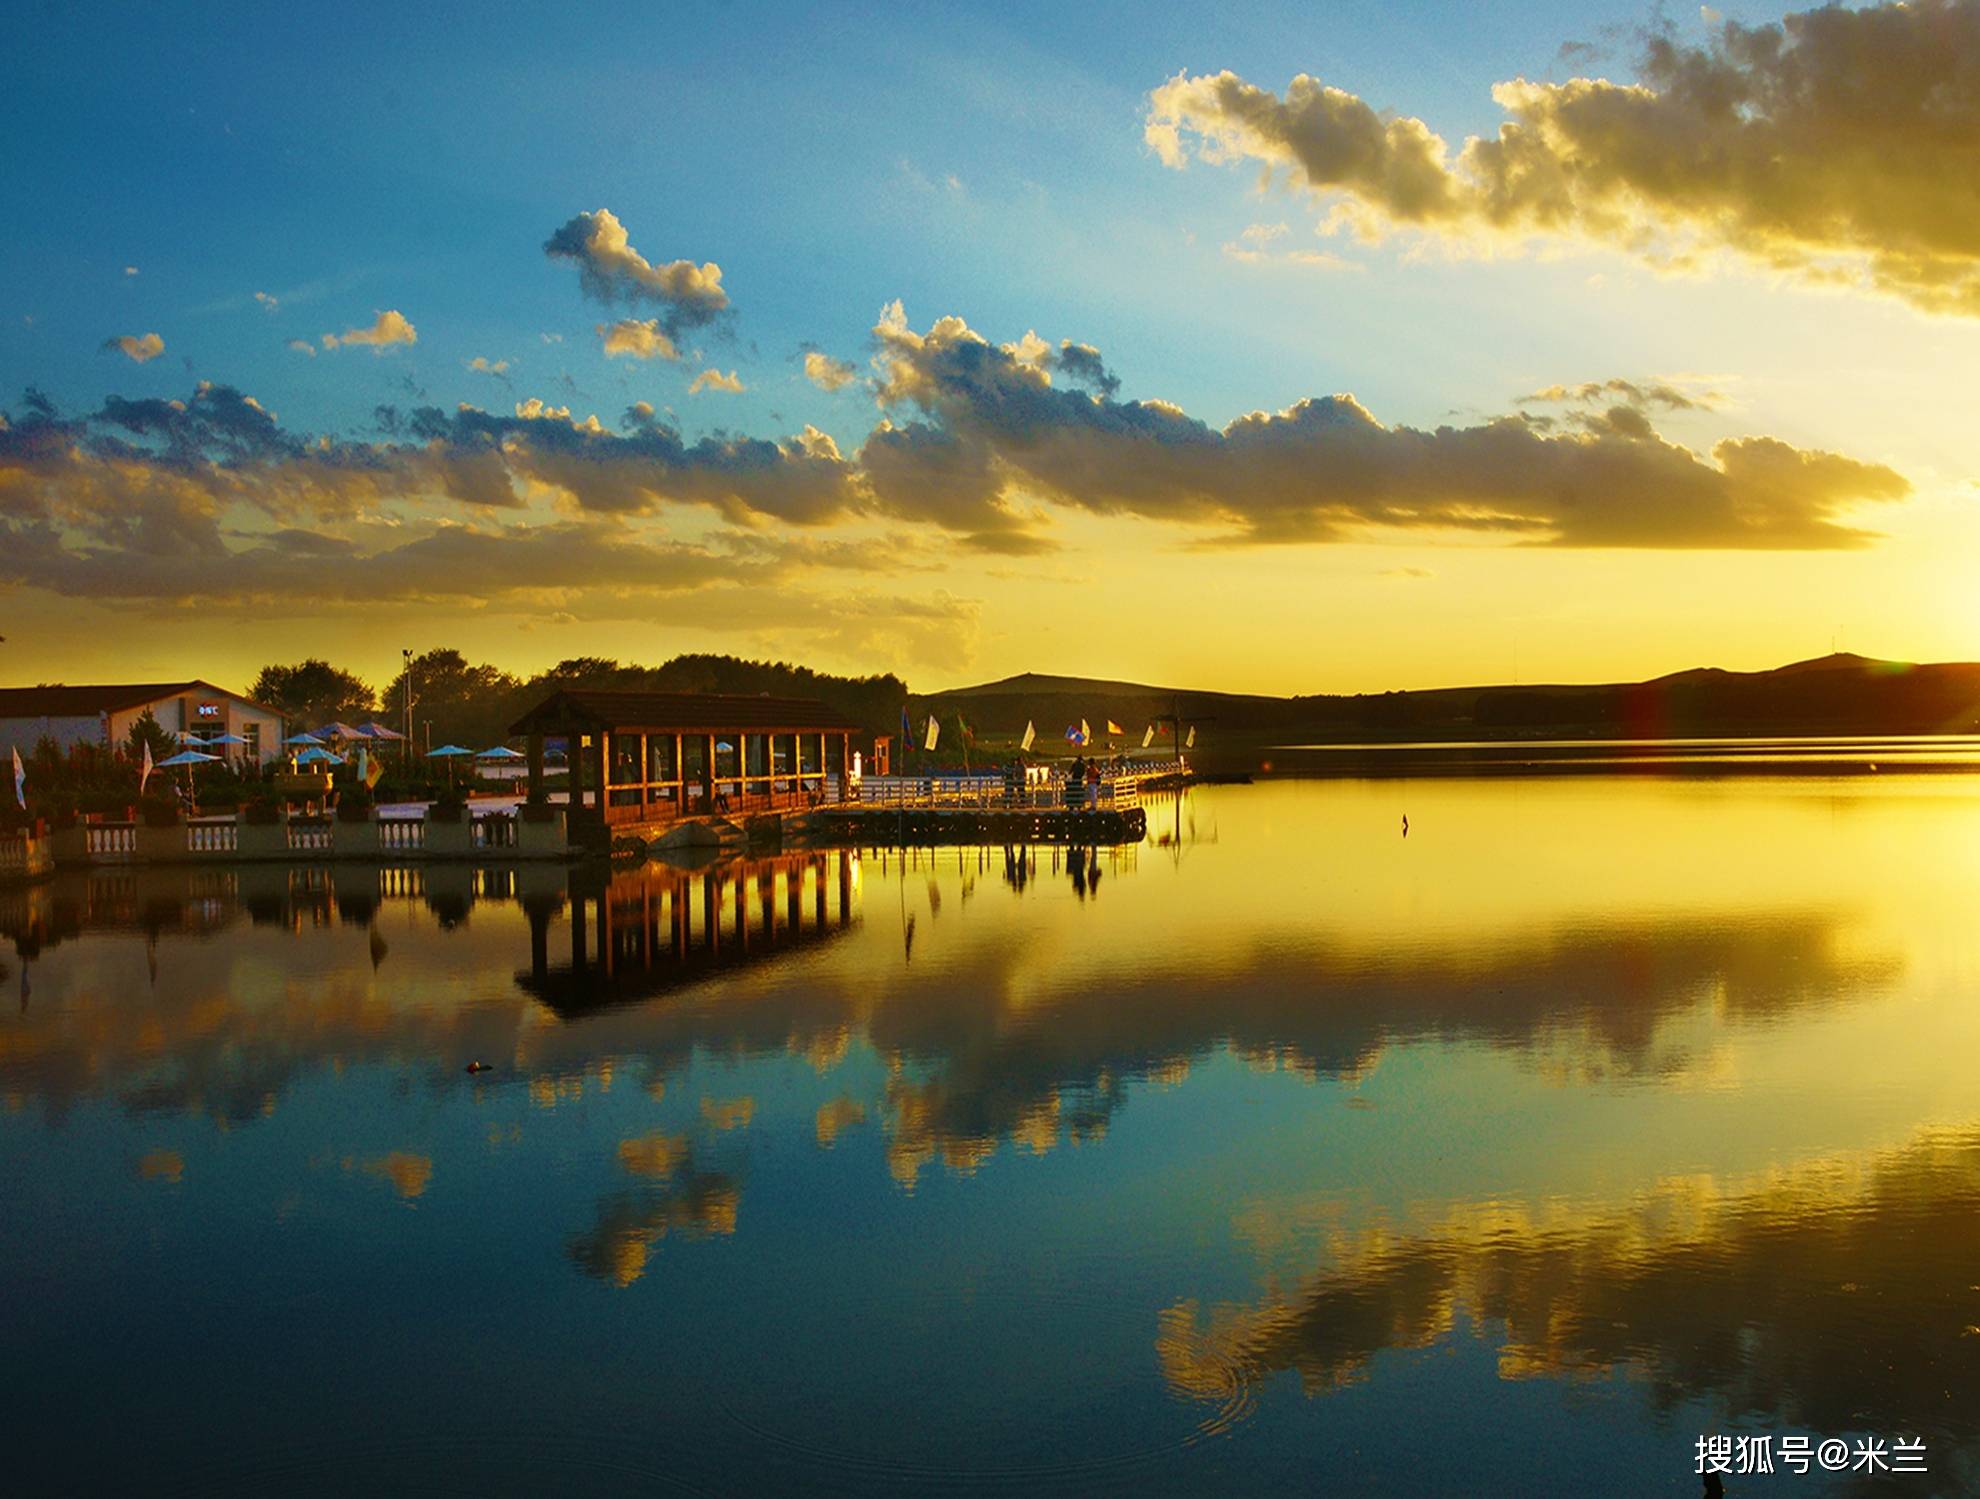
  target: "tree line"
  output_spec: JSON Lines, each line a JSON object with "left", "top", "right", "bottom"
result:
{"left": 249, "top": 651, "right": 911, "bottom": 749}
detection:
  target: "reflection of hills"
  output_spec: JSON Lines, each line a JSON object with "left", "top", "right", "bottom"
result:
{"left": 1160, "top": 1121, "right": 1980, "bottom": 1495}
{"left": 516, "top": 851, "right": 861, "bottom": 1017}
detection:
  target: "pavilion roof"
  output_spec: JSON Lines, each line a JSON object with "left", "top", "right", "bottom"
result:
{"left": 510, "top": 688, "right": 862, "bottom": 737}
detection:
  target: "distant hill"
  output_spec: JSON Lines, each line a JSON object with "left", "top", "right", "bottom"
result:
{"left": 912, "top": 652, "right": 1980, "bottom": 743}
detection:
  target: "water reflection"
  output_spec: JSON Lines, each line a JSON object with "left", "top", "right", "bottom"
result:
{"left": 521, "top": 851, "right": 859, "bottom": 1015}
{"left": 5, "top": 777, "right": 1980, "bottom": 1492}
{"left": 1162, "top": 1118, "right": 1980, "bottom": 1491}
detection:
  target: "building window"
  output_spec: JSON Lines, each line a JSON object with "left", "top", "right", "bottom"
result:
{"left": 825, "top": 734, "right": 844, "bottom": 775}
{"left": 243, "top": 723, "right": 261, "bottom": 763}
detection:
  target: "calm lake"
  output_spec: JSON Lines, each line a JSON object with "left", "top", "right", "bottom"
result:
{"left": 4, "top": 773, "right": 1978, "bottom": 1495}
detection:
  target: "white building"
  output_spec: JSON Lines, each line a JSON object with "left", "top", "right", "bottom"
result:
{"left": 0, "top": 681, "right": 285, "bottom": 764}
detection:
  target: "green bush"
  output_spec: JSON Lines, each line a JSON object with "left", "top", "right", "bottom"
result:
{"left": 242, "top": 796, "right": 282, "bottom": 825}
{"left": 335, "top": 788, "right": 375, "bottom": 823}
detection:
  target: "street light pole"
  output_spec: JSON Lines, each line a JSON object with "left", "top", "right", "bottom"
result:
{"left": 402, "top": 648, "right": 413, "bottom": 773}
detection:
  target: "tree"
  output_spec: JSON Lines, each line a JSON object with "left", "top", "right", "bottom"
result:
{"left": 381, "top": 648, "right": 522, "bottom": 751}
{"left": 251, "top": 659, "right": 376, "bottom": 729}
{"left": 124, "top": 709, "right": 177, "bottom": 767}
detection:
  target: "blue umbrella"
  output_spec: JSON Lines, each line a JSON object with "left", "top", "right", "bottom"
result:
{"left": 476, "top": 745, "right": 524, "bottom": 759}
{"left": 156, "top": 750, "right": 222, "bottom": 768}
{"left": 284, "top": 732, "right": 325, "bottom": 746}
{"left": 425, "top": 745, "right": 473, "bottom": 758}
{"left": 294, "top": 746, "right": 345, "bottom": 765}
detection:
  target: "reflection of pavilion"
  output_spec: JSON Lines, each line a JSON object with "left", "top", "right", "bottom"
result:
{"left": 518, "top": 849, "right": 861, "bottom": 1016}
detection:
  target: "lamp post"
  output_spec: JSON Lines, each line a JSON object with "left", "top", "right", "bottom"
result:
{"left": 402, "top": 648, "right": 414, "bottom": 773}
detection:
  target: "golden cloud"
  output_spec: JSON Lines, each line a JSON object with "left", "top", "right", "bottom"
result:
{"left": 598, "top": 318, "right": 679, "bottom": 361}
{"left": 321, "top": 309, "right": 417, "bottom": 352}
{"left": 103, "top": 332, "right": 165, "bottom": 363}
{"left": 688, "top": 368, "right": 745, "bottom": 395}
{"left": 1148, "top": 1, "right": 1980, "bottom": 314}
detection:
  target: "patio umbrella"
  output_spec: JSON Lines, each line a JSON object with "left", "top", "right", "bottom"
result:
{"left": 294, "top": 746, "right": 345, "bottom": 765}
{"left": 427, "top": 743, "right": 472, "bottom": 787}
{"left": 356, "top": 722, "right": 406, "bottom": 741}
{"left": 314, "top": 722, "right": 363, "bottom": 741}
{"left": 475, "top": 746, "right": 524, "bottom": 759}
{"left": 284, "top": 732, "right": 325, "bottom": 746}
{"left": 155, "top": 750, "right": 222, "bottom": 767}
{"left": 201, "top": 732, "right": 248, "bottom": 747}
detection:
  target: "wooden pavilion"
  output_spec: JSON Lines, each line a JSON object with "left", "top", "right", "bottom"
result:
{"left": 509, "top": 689, "right": 864, "bottom": 840}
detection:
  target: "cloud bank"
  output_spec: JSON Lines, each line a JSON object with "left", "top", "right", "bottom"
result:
{"left": 1147, "top": 1, "right": 1980, "bottom": 314}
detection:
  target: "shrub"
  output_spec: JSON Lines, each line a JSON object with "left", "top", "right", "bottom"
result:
{"left": 242, "top": 796, "right": 282, "bottom": 825}
{"left": 336, "top": 788, "right": 375, "bottom": 824}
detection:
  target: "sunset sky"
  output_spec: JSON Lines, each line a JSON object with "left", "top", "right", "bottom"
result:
{"left": 5, "top": 0, "right": 1978, "bottom": 697}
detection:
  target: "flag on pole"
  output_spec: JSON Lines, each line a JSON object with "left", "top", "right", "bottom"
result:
{"left": 924, "top": 715, "right": 940, "bottom": 752}
{"left": 1105, "top": 719, "right": 1124, "bottom": 736}
{"left": 900, "top": 705, "right": 912, "bottom": 743}
{"left": 140, "top": 741, "right": 155, "bottom": 796}
{"left": 1141, "top": 724, "right": 1154, "bottom": 749}
{"left": 364, "top": 751, "right": 385, "bottom": 789}
{"left": 1185, "top": 725, "right": 1196, "bottom": 749}
{"left": 1080, "top": 718, "right": 1091, "bottom": 744}
{"left": 958, "top": 713, "right": 973, "bottom": 745}
{"left": 11, "top": 746, "right": 24, "bottom": 809}
{"left": 1020, "top": 720, "right": 1036, "bottom": 753}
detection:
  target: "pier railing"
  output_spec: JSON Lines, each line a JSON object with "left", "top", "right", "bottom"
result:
{"left": 852, "top": 761, "right": 1181, "bottom": 812}
{"left": 186, "top": 818, "right": 239, "bottom": 854}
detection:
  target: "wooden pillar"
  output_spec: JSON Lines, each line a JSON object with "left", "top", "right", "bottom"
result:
{"left": 526, "top": 733, "right": 545, "bottom": 801}
{"left": 568, "top": 731, "right": 586, "bottom": 811}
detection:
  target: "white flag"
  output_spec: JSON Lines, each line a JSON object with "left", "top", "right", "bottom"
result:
{"left": 1185, "top": 725, "right": 1196, "bottom": 749}
{"left": 1020, "top": 720, "right": 1035, "bottom": 753}
{"left": 10, "top": 746, "right": 23, "bottom": 809}
{"left": 140, "top": 741, "right": 155, "bottom": 796}
{"left": 924, "top": 715, "right": 940, "bottom": 752}
{"left": 1141, "top": 724, "right": 1154, "bottom": 749}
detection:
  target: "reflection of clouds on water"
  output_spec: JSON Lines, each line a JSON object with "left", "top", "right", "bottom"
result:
{"left": 814, "top": 1096, "right": 867, "bottom": 1147}
{"left": 570, "top": 1176, "right": 740, "bottom": 1288}
{"left": 136, "top": 1148, "right": 183, "bottom": 1183}
{"left": 1161, "top": 1121, "right": 1980, "bottom": 1493}
{"left": 0, "top": 854, "right": 1902, "bottom": 1194}
{"left": 346, "top": 1151, "right": 433, "bottom": 1199}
